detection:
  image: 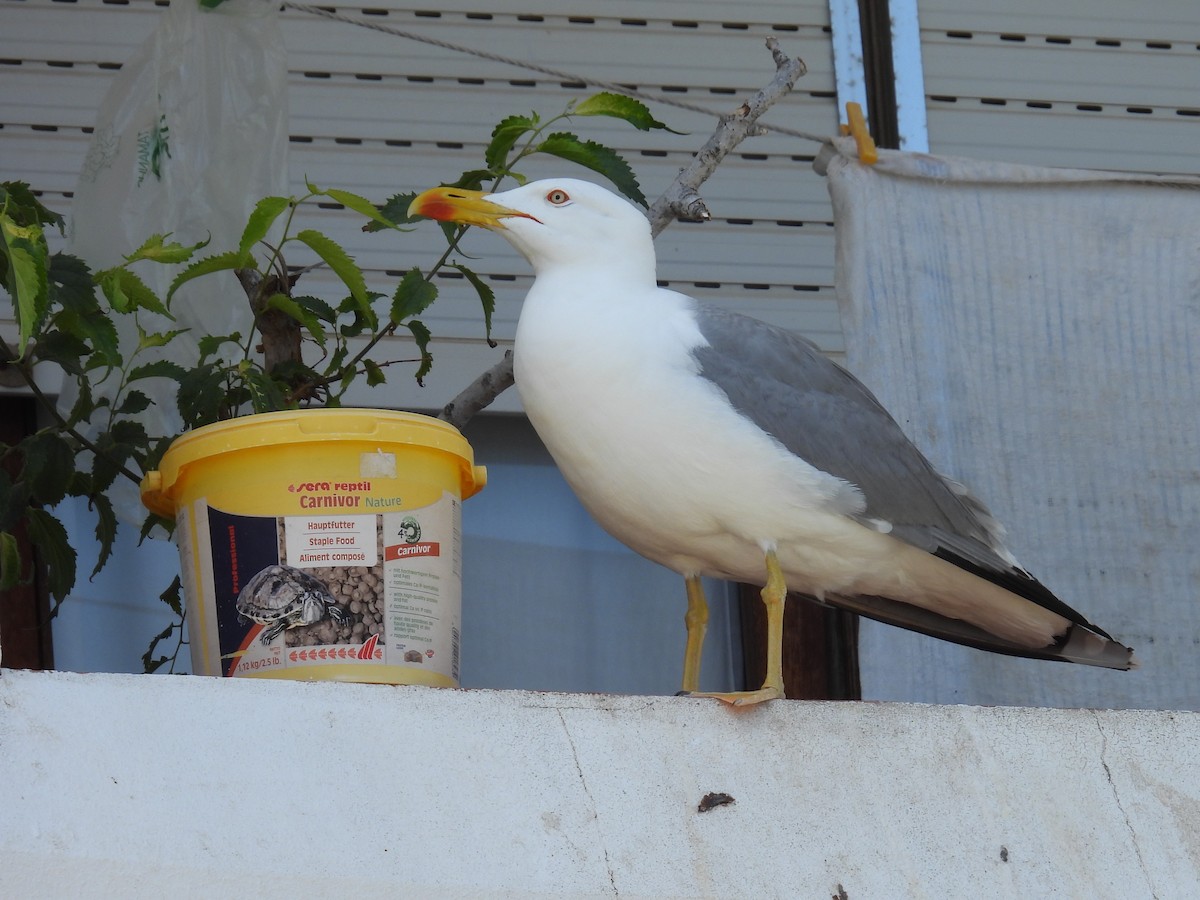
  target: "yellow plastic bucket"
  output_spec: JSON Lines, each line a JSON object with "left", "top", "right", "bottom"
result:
{"left": 141, "top": 409, "right": 486, "bottom": 684}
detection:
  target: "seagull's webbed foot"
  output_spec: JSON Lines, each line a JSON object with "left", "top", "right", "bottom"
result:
{"left": 681, "top": 549, "right": 787, "bottom": 707}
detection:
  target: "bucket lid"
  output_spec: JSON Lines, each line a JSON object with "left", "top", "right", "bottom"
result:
{"left": 140, "top": 409, "right": 486, "bottom": 517}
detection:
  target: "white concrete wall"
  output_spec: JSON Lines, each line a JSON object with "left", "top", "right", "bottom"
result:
{"left": 2, "top": 669, "right": 1197, "bottom": 898}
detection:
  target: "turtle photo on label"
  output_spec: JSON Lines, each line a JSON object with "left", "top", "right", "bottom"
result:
{"left": 236, "top": 564, "right": 351, "bottom": 646}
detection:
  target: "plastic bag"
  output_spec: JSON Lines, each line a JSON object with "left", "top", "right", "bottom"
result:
{"left": 65, "top": 0, "right": 289, "bottom": 523}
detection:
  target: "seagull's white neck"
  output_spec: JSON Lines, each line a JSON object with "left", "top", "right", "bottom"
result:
{"left": 527, "top": 242, "right": 658, "bottom": 287}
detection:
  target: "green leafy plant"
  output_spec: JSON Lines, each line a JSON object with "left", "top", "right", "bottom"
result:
{"left": 0, "top": 93, "right": 669, "bottom": 672}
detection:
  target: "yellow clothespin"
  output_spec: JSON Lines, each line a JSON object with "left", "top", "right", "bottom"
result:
{"left": 840, "top": 102, "right": 878, "bottom": 164}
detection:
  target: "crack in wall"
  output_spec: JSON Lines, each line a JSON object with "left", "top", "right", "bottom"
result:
{"left": 558, "top": 708, "right": 619, "bottom": 897}
{"left": 1093, "top": 710, "right": 1157, "bottom": 899}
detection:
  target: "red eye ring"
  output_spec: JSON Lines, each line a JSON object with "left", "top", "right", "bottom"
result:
{"left": 546, "top": 189, "right": 571, "bottom": 205}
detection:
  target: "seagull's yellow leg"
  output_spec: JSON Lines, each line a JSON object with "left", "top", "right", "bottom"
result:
{"left": 681, "top": 575, "right": 709, "bottom": 693}
{"left": 684, "top": 550, "right": 787, "bottom": 706}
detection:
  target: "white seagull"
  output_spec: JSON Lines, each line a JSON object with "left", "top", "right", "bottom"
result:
{"left": 410, "top": 178, "right": 1135, "bottom": 705}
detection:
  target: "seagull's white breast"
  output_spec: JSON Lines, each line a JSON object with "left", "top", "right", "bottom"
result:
{"left": 513, "top": 271, "right": 864, "bottom": 584}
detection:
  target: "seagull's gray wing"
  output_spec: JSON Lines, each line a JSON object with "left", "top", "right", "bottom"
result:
{"left": 690, "top": 302, "right": 1104, "bottom": 634}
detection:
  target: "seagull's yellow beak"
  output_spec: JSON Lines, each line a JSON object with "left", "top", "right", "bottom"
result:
{"left": 408, "top": 187, "right": 539, "bottom": 228}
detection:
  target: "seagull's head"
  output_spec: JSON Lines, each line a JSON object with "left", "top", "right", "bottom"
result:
{"left": 409, "top": 178, "right": 656, "bottom": 280}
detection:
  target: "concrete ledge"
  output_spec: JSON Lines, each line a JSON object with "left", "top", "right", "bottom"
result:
{"left": 2, "top": 670, "right": 1197, "bottom": 898}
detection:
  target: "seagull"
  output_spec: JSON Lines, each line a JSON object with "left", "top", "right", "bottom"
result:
{"left": 409, "top": 178, "right": 1135, "bottom": 705}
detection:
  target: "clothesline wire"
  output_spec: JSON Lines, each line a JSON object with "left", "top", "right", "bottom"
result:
{"left": 282, "top": 2, "right": 831, "bottom": 146}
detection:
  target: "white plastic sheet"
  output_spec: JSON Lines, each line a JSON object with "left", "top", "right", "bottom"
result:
{"left": 823, "top": 137, "right": 1200, "bottom": 710}
{"left": 66, "top": 0, "right": 288, "bottom": 521}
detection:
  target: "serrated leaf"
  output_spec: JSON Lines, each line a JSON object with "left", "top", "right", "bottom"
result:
{"left": 196, "top": 332, "right": 239, "bottom": 361}
{"left": 0, "top": 530, "right": 20, "bottom": 591}
{"left": 22, "top": 432, "right": 76, "bottom": 506}
{"left": 137, "top": 322, "right": 189, "bottom": 352}
{"left": 0, "top": 469, "right": 31, "bottom": 533}
{"left": 167, "top": 250, "right": 251, "bottom": 304}
{"left": 536, "top": 132, "right": 647, "bottom": 207}
{"left": 486, "top": 114, "right": 536, "bottom": 170}
{"left": 91, "top": 492, "right": 117, "bottom": 577}
{"left": 47, "top": 252, "right": 97, "bottom": 313}
{"left": 24, "top": 507, "right": 77, "bottom": 601}
{"left": 116, "top": 389, "right": 153, "bottom": 415}
{"left": 141, "top": 618, "right": 177, "bottom": 673}
{"left": 125, "top": 232, "right": 207, "bottom": 265}
{"left": 56, "top": 308, "right": 120, "bottom": 369}
{"left": 363, "top": 358, "right": 386, "bottom": 387}
{"left": 293, "top": 230, "right": 368, "bottom": 306}
{"left": 97, "top": 267, "right": 173, "bottom": 319}
{"left": 291, "top": 294, "right": 338, "bottom": 324}
{"left": 240, "top": 363, "right": 287, "bottom": 414}
{"left": 1, "top": 181, "right": 66, "bottom": 231}
{"left": 390, "top": 268, "right": 438, "bottom": 324}
{"left": 177, "top": 365, "right": 229, "bottom": 428}
{"left": 365, "top": 192, "right": 419, "bottom": 233}
{"left": 323, "top": 188, "right": 405, "bottom": 231}
{"left": 159, "top": 573, "right": 183, "bottom": 616}
{"left": 571, "top": 92, "right": 684, "bottom": 133}
{"left": 128, "top": 359, "right": 189, "bottom": 384}
{"left": 406, "top": 318, "right": 433, "bottom": 384}
{"left": 32, "top": 329, "right": 91, "bottom": 376}
{"left": 239, "top": 196, "right": 292, "bottom": 256}
{"left": 1, "top": 213, "right": 49, "bottom": 355}
{"left": 266, "top": 292, "right": 326, "bottom": 347}
{"left": 450, "top": 263, "right": 496, "bottom": 346}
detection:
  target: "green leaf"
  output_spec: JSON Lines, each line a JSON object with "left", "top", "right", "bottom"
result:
{"left": 363, "top": 358, "right": 386, "bottom": 387}
{"left": 1, "top": 181, "right": 66, "bottom": 231}
{"left": 240, "top": 364, "right": 287, "bottom": 414}
{"left": 197, "top": 332, "right": 239, "bottom": 361}
{"left": 55, "top": 308, "right": 120, "bottom": 369}
{"left": 159, "top": 573, "right": 183, "bottom": 616}
{"left": 450, "top": 263, "right": 496, "bottom": 346}
{"left": 177, "top": 365, "right": 230, "bottom": 428}
{"left": 47, "top": 252, "right": 97, "bottom": 312}
{"left": 128, "top": 359, "right": 189, "bottom": 384}
{"left": 125, "top": 233, "right": 208, "bottom": 265}
{"left": 91, "top": 492, "right": 117, "bottom": 577}
{"left": 291, "top": 294, "right": 338, "bottom": 324}
{"left": 32, "top": 330, "right": 91, "bottom": 376}
{"left": 293, "top": 230, "right": 368, "bottom": 306}
{"left": 486, "top": 114, "right": 536, "bottom": 170}
{"left": 365, "top": 192, "right": 420, "bottom": 233}
{"left": 322, "top": 188, "right": 406, "bottom": 232}
{"left": 0, "top": 530, "right": 20, "bottom": 592}
{"left": 336, "top": 291, "right": 380, "bottom": 337}
{"left": 137, "top": 322, "right": 189, "bottom": 352}
{"left": 116, "top": 389, "right": 153, "bottom": 415}
{"left": 167, "top": 250, "right": 251, "bottom": 304}
{"left": 536, "top": 132, "right": 647, "bottom": 207}
{"left": 0, "top": 470, "right": 31, "bottom": 532}
{"left": 24, "top": 507, "right": 77, "bottom": 601}
{"left": 141, "top": 617, "right": 177, "bottom": 673}
{"left": 22, "top": 432, "right": 76, "bottom": 506}
{"left": 266, "top": 292, "right": 326, "bottom": 347}
{"left": 1, "top": 213, "right": 49, "bottom": 354}
{"left": 390, "top": 268, "right": 438, "bottom": 324}
{"left": 239, "top": 196, "right": 292, "bottom": 257}
{"left": 97, "top": 267, "right": 173, "bottom": 319}
{"left": 571, "top": 92, "right": 683, "bottom": 133}
{"left": 406, "top": 318, "right": 433, "bottom": 384}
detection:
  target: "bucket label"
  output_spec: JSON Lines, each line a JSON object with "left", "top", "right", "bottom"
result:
{"left": 198, "top": 492, "right": 461, "bottom": 682}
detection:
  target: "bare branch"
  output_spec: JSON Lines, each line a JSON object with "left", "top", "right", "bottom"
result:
{"left": 647, "top": 38, "right": 806, "bottom": 237}
{"left": 437, "top": 38, "right": 806, "bottom": 429}
{"left": 439, "top": 349, "right": 516, "bottom": 431}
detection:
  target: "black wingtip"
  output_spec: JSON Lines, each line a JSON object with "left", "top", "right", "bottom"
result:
{"left": 1055, "top": 624, "right": 1137, "bottom": 671}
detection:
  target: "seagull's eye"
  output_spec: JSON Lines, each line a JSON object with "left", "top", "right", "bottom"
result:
{"left": 545, "top": 189, "right": 571, "bottom": 206}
